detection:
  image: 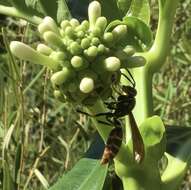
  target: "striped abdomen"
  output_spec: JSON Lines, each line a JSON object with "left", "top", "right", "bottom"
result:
{"left": 101, "top": 127, "right": 123, "bottom": 164}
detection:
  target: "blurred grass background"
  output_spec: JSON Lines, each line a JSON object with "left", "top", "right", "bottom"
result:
{"left": 0, "top": 0, "right": 191, "bottom": 189}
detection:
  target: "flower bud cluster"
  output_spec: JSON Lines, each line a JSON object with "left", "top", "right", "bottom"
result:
{"left": 10, "top": 1, "right": 145, "bottom": 105}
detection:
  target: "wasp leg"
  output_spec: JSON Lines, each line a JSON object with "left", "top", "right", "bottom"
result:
{"left": 76, "top": 108, "right": 93, "bottom": 117}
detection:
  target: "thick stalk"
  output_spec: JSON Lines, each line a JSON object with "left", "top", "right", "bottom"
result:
{"left": 0, "top": 5, "right": 42, "bottom": 25}
{"left": 132, "top": 0, "right": 180, "bottom": 125}
{"left": 121, "top": 0, "right": 180, "bottom": 189}
{"left": 122, "top": 177, "right": 140, "bottom": 190}
{"left": 132, "top": 67, "right": 153, "bottom": 126}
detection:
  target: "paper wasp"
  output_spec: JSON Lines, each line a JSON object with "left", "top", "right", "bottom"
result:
{"left": 95, "top": 70, "right": 144, "bottom": 163}
{"left": 77, "top": 70, "right": 144, "bottom": 163}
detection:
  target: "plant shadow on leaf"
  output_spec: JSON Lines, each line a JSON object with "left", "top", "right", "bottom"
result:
{"left": 166, "top": 125, "right": 191, "bottom": 163}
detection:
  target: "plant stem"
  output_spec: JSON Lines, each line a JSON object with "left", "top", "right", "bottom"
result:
{"left": 122, "top": 177, "right": 140, "bottom": 190}
{"left": 132, "top": 0, "right": 180, "bottom": 125}
{"left": 0, "top": 5, "right": 42, "bottom": 25}
{"left": 146, "top": 0, "right": 180, "bottom": 72}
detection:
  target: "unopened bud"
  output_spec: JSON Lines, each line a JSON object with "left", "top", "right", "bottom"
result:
{"left": 51, "top": 67, "right": 74, "bottom": 85}
{"left": 95, "top": 17, "right": 107, "bottom": 32}
{"left": 80, "top": 77, "right": 94, "bottom": 93}
{"left": 60, "top": 20, "right": 71, "bottom": 30}
{"left": 71, "top": 56, "right": 88, "bottom": 70}
{"left": 70, "top": 18, "right": 80, "bottom": 27}
{"left": 104, "top": 57, "right": 121, "bottom": 71}
{"left": 103, "top": 32, "right": 114, "bottom": 44}
{"left": 88, "top": 1, "right": 101, "bottom": 30}
{"left": 81, "top": 38, "right": 91, "bottom": 49}
{"left": 10, "top": 41, "right": 59, "bottom": 70}
{"left": 112, "top": 25, "right": 127, "bottom": 41}
{"left": 43, "top": 31, "right": 64, "bottom": 48}
{"left": 36, "top": 44, "right": 53, "bottom": 55}
{"left": 70, "top": 42, "right": 82, "bottom": 55}
{"left": 86, "top": 46, "right": 98, "bottom": 57}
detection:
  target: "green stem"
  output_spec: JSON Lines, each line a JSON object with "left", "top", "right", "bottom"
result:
{"left": 132, "top": 67, "right": 153, "bottom": 126}
{"left": 132, "top": 0, "right": 180, "bottom": 125}
{"left": 0, "top": 5, "right": 42, "bottom": 25}
{"left": 122, "top": 177, "right": 140, "bottom": 190}
{"left": 120, "top": 0, "right": 180, "bottom": 189}
{"left": 146, "top": 0, "right": 180, "bottom": 72}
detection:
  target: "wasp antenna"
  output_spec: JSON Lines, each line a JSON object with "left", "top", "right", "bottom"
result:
{"left": 127, "top": 69, "right": 136, "bottom": 87}
{"left": 121, "top": 70, "right": 136, "bottom": 88}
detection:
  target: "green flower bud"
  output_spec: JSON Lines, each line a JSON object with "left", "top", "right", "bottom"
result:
{"left": 38, "top": 23, "right": 49, "bottom": 34}
{"left": 36, "top": 44, "right": 53, "bottom": 55}
{"left": 50, "top": 51, "right": 67, "bottom": 61}
{"left": 81, "top": 38, "right": 91, "bottom": 49}
{"left": 86, "top": 46, "right": 98, "bottom": 57}
{"left": 97, "top": 44, "right": 105, "bottom": 54}
{"left": 38, "top": 17, "right": 59, "bottom": 35}
{"left": 43, "top": 31, "right": 64, "bottom": 48}
{"left": 79, "top": 77, "right": 94, "bottom": 93}
{"left": 95, "top": 17, "right": 107, "bottom": 32}
{"left": 104, "top": 57, "right": 121, "bottom": 71}
{"left": 63, "top": 38, "right": 74, "bottom": 46}
{"left": 81, "top": 20, "right": 89, "bottom": 31}
{"left": 70, "top": 42, "right": 82, "bottom": 55}
{"left": 77, "top": 31, "right": 85, "bottom": 38}
{"left": 103, "top": 32, "right": 114, "bottom": 44}
{"left": 71, "top": 56, "right": 88, "bottom": 70}
{"left": 88, "top": 1, "right": 101, "bottom": 30}
{"left": 54, "top": 90, "right": 62, "bottom": 99}
{"left": 43, "top": 16, "right": 59, "bottom": 34}
{"left": 10, "top": 41, "right": 59, "bottom": 70}
{"left": 92, "top": 27, "right": 101, "bottom": 37}
{"left": 112, "top": 25, "right": 127, "bottom": 41}
{"left": 70, "top": 18, "right": 80, "bottom": 28}
{"left": 65, "top": 26, "right": 75, "bottom": 38}
{"left": 123, "top": 45, "right": 135, "bottom": 56}
{"left": 91, "top": 37, "right": 100, "bottom": 46}
{"left": 51, "top": 67, "right": 74, "bottom": 85}
{"left": 60, "top": 20, "right": 71, "bottom": 30}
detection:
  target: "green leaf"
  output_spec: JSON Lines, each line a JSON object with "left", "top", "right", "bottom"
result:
{"left": 24, "top": 0, "right": 45, "bottom": 16}
{"left": 14, "top": 143, "right": 22, "bottom": 184}
{"left": 106, "top": 16, "right": 152, "bottom": 49}
{"left": 3, "top": 160, "right": 15, "bottom": 190}
{"left": 85, "top": 132, "right": 105, "bottom": 159}
{"left": 123, "top": 16, "right": 152, "bottom": 47}
{"left": 38, "top": 0, "right": 58, "bottom": 21}
{"left": 57, "top": 0, "right": 71, "bottom": 23}
{"left": 49, "top": 158, "right": 108, "bottom": 190}
{"left": 37, "top": 0, "right": 71, "bottom": 23}
{"left": 0, "top": 0, "right": 12, "bottom": 6}
{"left": 116, "top": 0, "right": 132, "bottom": 15}
{"left": 166, "top": 126, "right": 191, "bottom": 155}
{"left": 9, "top": 0, "right": 37, "bottom": 15}
{"left": 127, "top": 0, "right": 150, "bottom": 25}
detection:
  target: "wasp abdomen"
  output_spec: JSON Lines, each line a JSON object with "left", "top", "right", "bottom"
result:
{"left": 101, "top": 127, "right": 123, "bottom": 165}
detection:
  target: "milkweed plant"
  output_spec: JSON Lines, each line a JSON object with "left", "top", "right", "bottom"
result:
{"left": 1, "top": 0, "right": 191, "bottom": 189}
